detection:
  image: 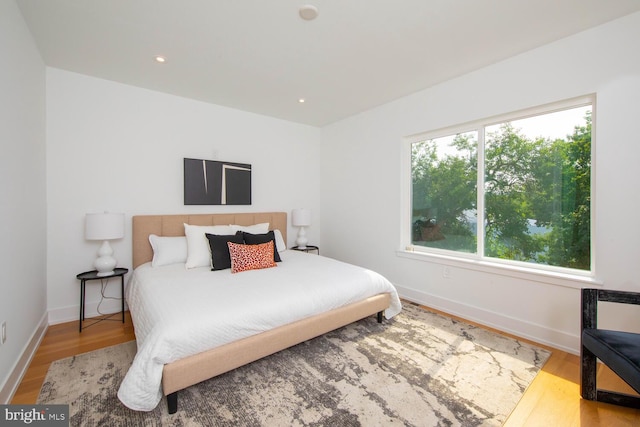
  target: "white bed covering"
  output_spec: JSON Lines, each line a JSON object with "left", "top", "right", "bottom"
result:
{"left": 117, "top": 250, "right": 402, "bottom": 411}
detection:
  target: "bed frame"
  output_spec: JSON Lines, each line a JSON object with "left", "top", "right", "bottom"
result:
{"left": 131, "top": 212, "right": 392, "bottom": 414}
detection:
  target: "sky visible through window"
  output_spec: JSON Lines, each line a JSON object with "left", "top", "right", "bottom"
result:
{"left": 490, "top": 105, "right": 591, "bottom": 140}
{"left": 433, "top": 105, "right": 591, "bottom": 159}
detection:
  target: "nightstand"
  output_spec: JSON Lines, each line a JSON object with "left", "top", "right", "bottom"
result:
{"left": 76, "top": 267, "right": 128, "bottom": 332}
{"left": 291, "top": 245, "right": 319, "bottom": 255}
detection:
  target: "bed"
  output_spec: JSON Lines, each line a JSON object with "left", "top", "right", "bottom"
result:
{"left": 117, "top": 212, "right": 402, "bottom": 413}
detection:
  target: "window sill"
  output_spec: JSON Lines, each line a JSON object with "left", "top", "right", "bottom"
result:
{"left": 396, "top": 249, "right": 602, "bottom": 289}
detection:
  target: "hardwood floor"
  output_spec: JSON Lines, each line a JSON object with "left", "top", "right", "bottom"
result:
{"left": 11, "top": 312, "right": 135, "bottom": 404}
{"left": 504, "top": 340, "right": 640, "bottom": 426}
{"left": 10, "top": 308, "right": 640, "bottom": 426}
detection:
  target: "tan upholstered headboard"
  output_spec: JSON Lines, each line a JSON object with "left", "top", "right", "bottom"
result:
{"left": 132, "top": 212, "right": 287, "bottom": 268}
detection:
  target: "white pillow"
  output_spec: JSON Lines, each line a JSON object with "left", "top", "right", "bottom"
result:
{"left": 229, "top": 222, "right": 269, "bottom": 234}
{"left": 149, "top": 235, "right": 188, "bottom": 267}
{"left": 184, "top": 223, "right": 233, "bottom": 269}
{"left": 274, "top": 229, "right": 287, "bottom": 253}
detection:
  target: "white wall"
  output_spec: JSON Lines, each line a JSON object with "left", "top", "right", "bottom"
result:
{"left": 46, "top": 69, "right": 322, "bottom": 323}
{"left": 0, "top": 0, "right": 47, "bottom": 401}
{"left": 321, "top": 12, "right": 640, "bottom": 354}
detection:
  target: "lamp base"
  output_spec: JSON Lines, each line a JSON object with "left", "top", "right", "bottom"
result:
{"left": 96, "top": 268, "right": 116, "bottom": 277}
{"left": 295, "top": 226, "right": 308, "bottom": 249}
{"left": 94, "top": 240, "right": 117, "bottom": 276}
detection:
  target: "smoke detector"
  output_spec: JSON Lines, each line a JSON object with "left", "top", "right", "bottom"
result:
{"left": 299, "top": 5, "right": 319, "bottom": 21}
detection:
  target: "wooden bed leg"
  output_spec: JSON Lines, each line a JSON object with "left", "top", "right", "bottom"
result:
{"left": 377, "top": 311, "right": 383, "bottom": 323}
{"left": 167, "top": 392, "right": 178, "bottom": 414}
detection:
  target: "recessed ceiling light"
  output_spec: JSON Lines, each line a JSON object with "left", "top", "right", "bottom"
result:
{"left": 154, "top": 55, "right": 166, "bottom": 63}
{"left": 298, "top": 98, "right": 306, "bottom": 103}
{"left": 299, "top": 5, "right": 318, "bottom": 21}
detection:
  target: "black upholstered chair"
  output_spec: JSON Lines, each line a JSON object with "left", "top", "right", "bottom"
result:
{"left": 581, "top": 288, "right": 640, "bottom": 408}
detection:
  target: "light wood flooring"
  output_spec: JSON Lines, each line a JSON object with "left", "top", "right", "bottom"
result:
{"left": 10, "top": 307, "right": 640, "bottom": 426}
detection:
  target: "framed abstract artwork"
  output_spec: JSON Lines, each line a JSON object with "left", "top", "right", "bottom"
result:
{"left": 183, "top": 158, "right": 252, "bottom": 205}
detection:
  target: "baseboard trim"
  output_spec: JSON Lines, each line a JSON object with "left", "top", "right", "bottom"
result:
{"left": 48, "top": 299, "right": 126, "bottom": 325}
{"left": 395, "top": 284, "right": 578, "bottom": 355}
{"left": 0, "top": 312, "right": 48, "bottom": 404}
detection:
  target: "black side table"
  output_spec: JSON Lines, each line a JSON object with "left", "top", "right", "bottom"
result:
{"left": 291, "top": 245, "right": 319, "bottom": 255}
{"left": 76, "top": 267, "right": 128, "bottom": 332}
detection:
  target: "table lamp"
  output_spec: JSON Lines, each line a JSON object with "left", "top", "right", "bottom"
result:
{"left": 85, "top": 212, "right": 125, "bottom": 276}
{"left": 292, "top": 208, "right": 311, "bottom": 249}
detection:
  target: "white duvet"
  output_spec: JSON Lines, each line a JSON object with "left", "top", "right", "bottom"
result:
{"left": 117, "top": 250, "right": 402, "bottom": 411}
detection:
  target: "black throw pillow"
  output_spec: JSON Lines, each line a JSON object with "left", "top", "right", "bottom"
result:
{"left": 242, "top": 231, "right": 281, "bottom": 262}
{"left": 206, "top": 231, "right": 244, "bottom": 270}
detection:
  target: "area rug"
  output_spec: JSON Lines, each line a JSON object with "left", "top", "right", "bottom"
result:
{"left": 38, "top": 304, "right": 550, "bottom": 426}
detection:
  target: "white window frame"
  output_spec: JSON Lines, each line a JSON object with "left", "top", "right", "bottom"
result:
{"left": 398, "top": 95, "right": 600, "bottom": 288}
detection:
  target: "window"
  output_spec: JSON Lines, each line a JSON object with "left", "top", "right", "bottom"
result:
{"left": 408, "top": 97, "right": 593, "bottom": 273}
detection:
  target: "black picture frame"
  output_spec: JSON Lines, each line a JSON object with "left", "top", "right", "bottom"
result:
{"left": 183, "top": 158, "right": 252, "bottom": 205}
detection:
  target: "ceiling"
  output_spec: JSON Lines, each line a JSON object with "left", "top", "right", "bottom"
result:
{"left": 17, "top": 0, "right": 640, "bottom": 127}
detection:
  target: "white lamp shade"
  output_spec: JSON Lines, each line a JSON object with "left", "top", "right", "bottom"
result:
{"left": 292, "top": 208, "right": 311, "bottom": 227}
{"left": 85, "top": 213, "right": 125, "bottom": 240}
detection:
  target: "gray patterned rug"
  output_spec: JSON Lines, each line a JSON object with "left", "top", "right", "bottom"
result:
{"left": 38, "top": 304, "right": 550, "bottom": 426}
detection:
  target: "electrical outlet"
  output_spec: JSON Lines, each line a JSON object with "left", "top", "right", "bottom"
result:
{"left": 443, "top": 266, "right": 451, "bottom": 279}
{"left": 1, "top": 321, "right": 6, "bottom": 345}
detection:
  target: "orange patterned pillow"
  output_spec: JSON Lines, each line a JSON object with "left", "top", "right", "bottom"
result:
{"left": 227, "top": 241, "right": 277, "bottom": 274}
